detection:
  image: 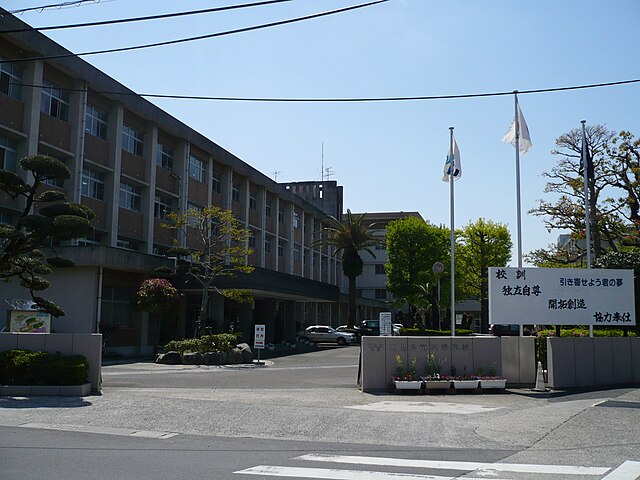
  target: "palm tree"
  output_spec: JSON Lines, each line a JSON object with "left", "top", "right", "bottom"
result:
{"left": 315, "top": 210, "right": 383, "bottom": 328}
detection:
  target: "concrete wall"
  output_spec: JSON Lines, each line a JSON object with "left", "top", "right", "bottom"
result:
{"left": 0, "top": 333, "right": 102, "bottom": 393}
{"left": 361, "top": 336, "right": 535, "bottom": 392}
{"left": 547, "top": 337, "right": 640, "bottom": 388}
{"left": 0, "top": 267, "right": 99, "bottom": 334}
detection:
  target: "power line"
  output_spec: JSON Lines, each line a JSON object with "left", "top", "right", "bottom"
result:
{"left": 8, "top": 0, "right": 106, "bottom": 15}
{"left": 2, "top": 0, "right": 388, "bottom": 63}
{"left": 11, "top": 78, "right": 640, "bottom": 103}
{"left": 1, "top": 0, "right": 294, "bottom": 33}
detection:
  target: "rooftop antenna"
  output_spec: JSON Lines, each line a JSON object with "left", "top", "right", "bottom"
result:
{"left": 324, "top": 166, "right": 335, "bottom": 180}
{"left": 272, "top": 170, "right": 281, "bottom": 181}
{"left": 321, "top": 142, "right": 324, "bottom": 182}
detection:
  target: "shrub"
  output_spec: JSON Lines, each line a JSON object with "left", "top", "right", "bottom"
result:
{"left": 399, "top": 328, "right": 473, "bottom": 336}
{"left": 164, "top": 333, "right": 240, "bottom": 354}
{"left": 0, "top": 350, "right": 89, "bottom": 385}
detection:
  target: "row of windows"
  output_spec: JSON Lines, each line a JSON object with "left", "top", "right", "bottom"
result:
{"left": 0, "top": 136, "right": 18, "bottom": 171}
{"left": 0, "top": 57, "right": 23, "bottom": 101}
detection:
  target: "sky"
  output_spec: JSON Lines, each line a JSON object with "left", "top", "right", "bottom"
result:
{"left": 3, "top": 0, "right": 639, "bottom": 266}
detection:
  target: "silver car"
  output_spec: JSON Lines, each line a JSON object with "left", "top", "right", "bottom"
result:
{"left": 304, "top": 326, "right": 356, "bottom": 345}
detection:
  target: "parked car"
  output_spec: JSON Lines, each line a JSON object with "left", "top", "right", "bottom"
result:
{"left": 357, "top": 319, "right": 380, "bottom": 336}
{"left": 304, "top": 326, "right": 356, "bottom": 345}
{"left": 489, "top": 324, "right": 534, "bottom": 336}
{"left": 393, "top": 324, "right": 404, "bottom": 335}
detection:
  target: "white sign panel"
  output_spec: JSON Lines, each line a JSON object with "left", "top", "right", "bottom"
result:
{"left": 253, "top": 324, "right": 266, "bottom": 349}
{"left": 379, "top": 312, "right": 393, "bottom": 336}
{"left": 489, "top": 267, "right": 635, "bottom": 326}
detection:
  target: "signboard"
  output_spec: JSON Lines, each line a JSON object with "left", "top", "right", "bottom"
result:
{"left": 489, "top": 267, "right": 636, "bottom": 326}
{"left": 379, "top": 312, "right": 393, "bottom": 336}
{"left": 10, "top": 311, "right": 51, "bottom": 333}
{"left": 253, "top": 324, "right": 266, "bottom": 349}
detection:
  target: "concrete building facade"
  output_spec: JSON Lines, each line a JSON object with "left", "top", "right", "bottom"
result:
{"left": 0, "top": 9, "right": 352, "bottom": 355}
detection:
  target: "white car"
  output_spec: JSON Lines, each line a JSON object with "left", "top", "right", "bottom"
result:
{"left": 304, "top": 326, "right": 356, "bottom": 345}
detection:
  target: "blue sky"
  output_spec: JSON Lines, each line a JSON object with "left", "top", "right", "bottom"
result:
{"left": 5, "top": 0, "right": 639, "bottom": 265}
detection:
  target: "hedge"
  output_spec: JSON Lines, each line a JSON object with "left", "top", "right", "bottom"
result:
{"left": 163, "top": 333, "right": 240, "bottom": 354}
{"left": 0, "top": 349, "right": 89, "bottom": 386}
{"left": 398, "top": 328, "right": 474, "bottom": 336}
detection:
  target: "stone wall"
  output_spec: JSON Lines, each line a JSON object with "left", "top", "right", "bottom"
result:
{"left": 0, "top": 333, "right": 102, "bottom": 393}
{"left": 547, "top": 337, "right": 640, "bottom": 388}
{"left": 360, "top": 335, "right": 536, "bottom": 392}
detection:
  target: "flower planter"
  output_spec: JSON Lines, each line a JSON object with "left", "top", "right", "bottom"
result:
{"left": 480, "top": 378, "right": 506, "bottom": 389}
{"left": 393, "top": 380, "right": 422, "bottom": 390}
{"left": 452, "top": 379, "right": 479, "bottom": 390}
{"left": 421, "top": 378, "right": 452, "bottom": 390}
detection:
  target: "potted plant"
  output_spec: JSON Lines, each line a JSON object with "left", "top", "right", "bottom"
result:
{"left": 392, "top": 355, "right": 422, "bottom": 391}
{"left": 478, "top": 364, "right": 507, "bottom": 390}
{"left": 420, "top": 352, "right": 451, "bottom": 391}
{"left": 452, "top": 366, "right": 479, "bottom": 390}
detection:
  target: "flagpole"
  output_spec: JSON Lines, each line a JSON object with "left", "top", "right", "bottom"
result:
{"left": 581, "top": 120, "right": 594, "bottom": 338}
{"left": 581, "top": 120, "right": 592, "bottom": 269}
{"left": 449, "top": 126, "right": 456, "bottom": 337}
{"left": 514, "top": 92, "right": 523, "bottom": 269}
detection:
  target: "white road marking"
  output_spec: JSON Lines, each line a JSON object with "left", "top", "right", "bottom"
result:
{"left": 235, "top": 465, "right": 501, "bottom": 480}
{"left": 345, "top": 401, "right": 500, "bottom": 415}
{"left": 296, "top": 454, "right": 611, "bottom": 476}
{"left": 18, "top": 422, "right": 178, "bottom": 439}
{"left": 601, "top": 461, "right": 640, "bottom": 479}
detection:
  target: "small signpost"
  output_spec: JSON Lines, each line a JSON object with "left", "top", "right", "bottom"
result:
{"left": 254, "top": 324, "right": 265, "bottom": 364}
{"left": 379, "top": 312, "right": 393, "bottom": 336}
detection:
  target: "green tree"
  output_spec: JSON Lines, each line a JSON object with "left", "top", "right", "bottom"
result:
{"left": 0, "top": 155, "right": 94, "bottom": 317}
{"left": 527, "top": 125, "right": 638, "bottom": 265}
{"left": 161, "top": 205, "right": 254, "bottom": 337}
{"left": 314, "top": 210, "right": 382, "bottom": 328}
{"left": 385, "top": 217, "right": 449, "bottom": 327}
{"left": 456, "top": 218, "right": 512, "bottom": 333}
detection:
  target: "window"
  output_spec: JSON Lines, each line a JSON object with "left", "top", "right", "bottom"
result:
{"left": 278, "top": 240, "right": 284, "bottom": 257}
{"left": 156, "top": 143, "right": 174, "bottom": 171}
{"left": 0, "top": 58, "right": 23, "bottom": 100}
{"left": 0, "top": 210, "right": 16, "bottom": 225}
{"left": 375, "top": 264, "right": 385, "bottom": 275}
{"left": 85, "top": 104, "right": 108, "bottom": 140}
{"left": 153, "top": 245, "right": 171, "bottom": 256}
{"left": 212, "top": 165, "right": 221, "bottom": 193}
{"left": 249, "top": 192, "right": 257, "bottom": 210}
{"left": 100, "top": 286, "right": 134, "bottom": 327}
{"left": 248, "top": 235, "right": 256, "bottom": 249}
{"left": 154, "top": 194, "right": 173, "bottom": 219}
{"left": 122, "top": 123, "right": 144, "bottom": 156}
{"left": 81, "top": 167, "right": 105, "bottom": 200}
{"left": 293, "top": 244, "right": 301, "bottom": 262}
{"left": 264, "top": 237, "right": 271, "bottom": 253}
{"left": 116, "top": 237, "right": 139, "bottom": 251}
{"left": 293, "top": 212, "right": 300, "bottom": 229}
{"left": 187, "top": 202, "right": 203, "bottom": 227}
{"left": 265, "top": 199, "right": 272, "bottom": 218}
{"left": 278, "top": 207, "right": 284, "bottom": 224}
{"left": 189, "top": 154, "right": 206, "bottom": 182}
{"left": 375, "top": 288, "right": 387, "bottom": 300}
{"left": 232, "top": 184, "right": 241, "bottom": 203}
{"left": 0, "top": 136, "right": 18, "bottom": 171}
{"left": 41, "top": 80, "right": 69, "bottom": 121}
{"left": 77, "top": 230, "right": 104, "bottom": 246}
{"left": 119, "top": 182, "right": 141, "bottom": 212}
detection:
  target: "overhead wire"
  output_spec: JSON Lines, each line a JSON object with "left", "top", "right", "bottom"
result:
{"left": 8, "top": 0, "right": 106, "bottom": 15}
{"left": 2, "top": 0, "right": 388, "bottom": 63}
{"left": 1, "top": 0, "right": 294, "bottom": 33}
{"left": 10, "top": 78, "right": 640, "bottom": 103}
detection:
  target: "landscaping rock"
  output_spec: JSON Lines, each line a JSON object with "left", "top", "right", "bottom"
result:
{"left": 228, "top": 349, "right": 243, "bottom": 364}
{"left": 182, "top": 352, "right": 204, "bottom": 365}
{"left": 156, "top": 351, "right": 181, "bottom": 365}
{"left": 236, "top": 343, "right": 253, "bottom": 363}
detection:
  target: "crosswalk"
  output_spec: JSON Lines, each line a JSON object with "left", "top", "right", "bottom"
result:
{"left": 235, "top": 454, "right": 640, "bottom": 479}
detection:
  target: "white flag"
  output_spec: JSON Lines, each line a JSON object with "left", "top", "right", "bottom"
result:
{"left": 442, "top": 136, "right": 461, "bottom": 182}
{"left": 502, "top": 102, "right": 532, "bottom": 155}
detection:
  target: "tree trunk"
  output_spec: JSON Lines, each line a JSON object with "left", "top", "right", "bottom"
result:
{"left": 347, "top": 274, "right": 357, "bottom": 328}
{"left": 194, "top": 279, "right": 211, "bottom": 338}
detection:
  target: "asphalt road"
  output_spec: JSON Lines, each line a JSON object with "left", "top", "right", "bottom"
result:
{"left": 1, "top": 345, "right": 639, "bottom": 480}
